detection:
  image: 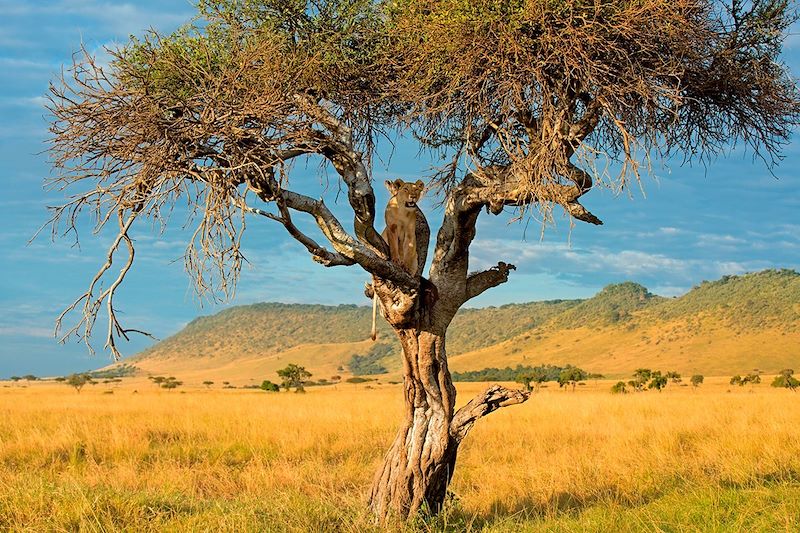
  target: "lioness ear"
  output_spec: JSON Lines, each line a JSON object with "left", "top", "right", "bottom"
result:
{"left": 394, "top": 179, "right": 404, "bottom": 189}
{"left": 415, "top": 180, "right": 425, "bottom": 196}
{"left": 385, "top": 180, "right": 395, "bottom": 192}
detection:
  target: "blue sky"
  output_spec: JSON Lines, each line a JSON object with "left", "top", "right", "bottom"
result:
{"left": 1, "top": 1, "right": 799, "bottom": 377}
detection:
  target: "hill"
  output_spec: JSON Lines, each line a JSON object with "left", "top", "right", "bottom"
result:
{"left": 120, "top": 269, "right": 800, "bottom": 384}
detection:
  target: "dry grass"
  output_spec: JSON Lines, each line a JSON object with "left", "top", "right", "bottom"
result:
{"left": 1, "top": 380, "right": 799, "bottom": 531}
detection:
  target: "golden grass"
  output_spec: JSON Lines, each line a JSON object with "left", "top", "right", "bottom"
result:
{"left": 1, "top": 381, "right": 799, "bottom": 531}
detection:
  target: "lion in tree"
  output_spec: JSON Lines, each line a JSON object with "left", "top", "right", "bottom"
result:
{"left": 44, "top": 0, "right": 799, "bottom": 522}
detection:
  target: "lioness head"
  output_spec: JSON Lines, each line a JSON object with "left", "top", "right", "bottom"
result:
{"left": 385, "top": 179, "right": 424, "bottom": 208}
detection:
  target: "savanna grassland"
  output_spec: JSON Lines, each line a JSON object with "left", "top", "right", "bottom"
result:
{"left": 1, "top": 380, "right": 799, "bottom": 532}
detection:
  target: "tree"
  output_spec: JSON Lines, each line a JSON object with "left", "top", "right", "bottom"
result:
{"left": 65, "top": 373, "right": 92, "bottom": 393}
{"left": 691, "top": 375, "right": 705, "bottom": 389}
{"left": 611, "top": 381, "right": 628, "bottom": 394}
{"left": 160, "top": 377, "right": 183, "bottom": 391}
{"left": 632, "top": 369, "right": 653, "bottom": 392}
{"left": 745, "top": 373, "right": 762, "bottom": 385}
{"left": 558, "top": 367, "right": 588, "bottom": 392}
{"left": 277, "top": 364, "right": 312, "bottom": 393}
{"left": 771, "top": 369, "right": 800, "bottom": 391}
{"left": 203, "top": 380, "right": 214, "bottom": 389}
{"left": 515, "top": 367, "right": 548, "bottom": 393}
{"left": 260, "top": 380, "right": 280, "bottom": 392}
{"left": 665, "top": 371, "right": 682, "bottom": 385}
{"left": 43, "top": 0, "right": 799, "bottom": 522}
{"left": 730, "top": 375, "right": 743, "bottom": 386}
{"left": 648, "top": 371, "right": 668, "bottom": 392}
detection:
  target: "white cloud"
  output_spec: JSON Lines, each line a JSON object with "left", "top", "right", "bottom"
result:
{"left": 1, "top": 1, "right": 193, "bottom": 36}
{"left": 0, "top": 57, "right": 55, "bottom": 70}
{"left": 0, "top": 96, "right": 48, "bottom": 108}
{"left": 0, "top": 326, "right": 52, "bottom": 339}
{"left": 695, "top": 234, "right": 747, "bottom": 247}
{"left": 659, "top": 226, "right": 681, "bottom": 235}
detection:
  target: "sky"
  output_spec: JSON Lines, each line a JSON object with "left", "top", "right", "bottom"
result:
{"left": 0, "top": 1, "right": 799, "bottom": 378}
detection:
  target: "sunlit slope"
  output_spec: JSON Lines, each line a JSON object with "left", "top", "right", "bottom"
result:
{"left": 451, "top": 270, "right": 800, "bottom": 377}
{"left": 129, "top": 299, "right": 580, "bottom": 376}
{"left": 126, "top": 269, "right": 800, "bottom": 380}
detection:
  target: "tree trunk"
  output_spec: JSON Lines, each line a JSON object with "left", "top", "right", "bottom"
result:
{"left": 368, "top": 327, "right": 529, "bottom": 521}
{"left": 368, "top": 328, "right": 458, "bottom": 520}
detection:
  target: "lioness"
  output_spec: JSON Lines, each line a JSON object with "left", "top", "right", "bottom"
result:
{"left": 371, "top": 179, "right": 425, "bottom": 340}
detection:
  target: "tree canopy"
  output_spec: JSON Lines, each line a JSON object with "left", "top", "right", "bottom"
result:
{"left": 45, "top": 0, "right": 799, "bottom": 358}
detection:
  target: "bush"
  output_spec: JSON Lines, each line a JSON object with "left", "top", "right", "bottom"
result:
{"left": 771, "top": 369, "right": 799, "bottom": 390}
{"left": 611, "top": 381, "right": 628, "bottom": 394}
{"left": 345, "top": 377, "right": 374, "bottom": 384}
{"left": 260, "top": 380, "right": 280, "bottom": 392}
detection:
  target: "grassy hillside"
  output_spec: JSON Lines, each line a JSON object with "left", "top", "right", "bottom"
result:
{"left": 124, "top": 269, "right": 800, "bottom": 383}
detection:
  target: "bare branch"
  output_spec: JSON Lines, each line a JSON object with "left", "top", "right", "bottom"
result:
{"left": 54, "top": 209, "right": 141, "bottom": 360}
{"left": 239, "top": 198, "right": 355, "bottom": 267}
{"left": 465, "top": 262, "right": 516, "bottom": 302}
{"left": 450, "top": 385, "right": 530, "bottom": 443}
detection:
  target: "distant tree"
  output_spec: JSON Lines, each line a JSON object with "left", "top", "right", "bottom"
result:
{"left": 149, "top": 376, "right": 166, "bottom": 387}
{"left": 54, "top": 376, "right": 66, "bottom": 382}
{"left": 516, "top": 367, "right": 548, "bottom": 393}
{"left": 515, "top": 373, "right": 534, "bottom": 393}
{"left": 161, "top": 378, "right": 183, "bottom": 391}
{"left": 260, "top": 380, "right": 280, "bottom": 392}
{"left": 65, "top": 373, "right": 92, "bottom": 393}
{"left": 632, "top": 369, "right": 652, "bottom": 391}
{"left": 203, "top": 380, "right": 214, "bottom": 389}
{"left": 558, "top": 367, "right": 588, "bottom": 392}
{"left": 744, "top": 373, "right": 761, "bottom": 385}
{"left": 10, "top": 376, "right": 21, "bottom": 383}
{"left": 648, "top": 371, "right": 668, "bottom": 392}
{"left": 277, "top": 364, "right": 312, "bottom": 393}
{"left": 771, "top": 369, "right": 799, "bottom": 391}
{"left": 611, "top": 381, "right": 628, "bottom": 394}
{"left": 22, "top": 374, "right": 39, "bottom": 381}
{"left": 730, "top": 375, "right": 743, "bottom": 386}
{"left": 690, "top": 375, "right": 704, "bottom": 389}
{"left": 665, "top": 371, "right": 682, "bottom": 384}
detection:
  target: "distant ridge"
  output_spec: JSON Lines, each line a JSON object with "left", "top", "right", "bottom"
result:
{"left": 124, "top": 269, "right": 800, "bottom": 383}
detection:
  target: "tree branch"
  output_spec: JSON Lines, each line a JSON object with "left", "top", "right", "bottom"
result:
{"left": 238, "top": 199, "right": 355, "bottom": 267}
{"left": 54, "top": 209, "right": 148, "bottom": 360}
{"left": 450, "top": 385, "right": 530, "bottom": 443}
{"left": 244, "top": 166, "right": 416, "bottom": 287}
{"left": 465, "top": 262, "right": 516, "bottom": 302}
{"left": 293, "top": 95, "right": 387, "bottom": 256}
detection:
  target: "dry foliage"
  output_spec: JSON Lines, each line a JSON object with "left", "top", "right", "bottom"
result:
{"left": 44, "top": 0, "right": 798, "bottom": 365}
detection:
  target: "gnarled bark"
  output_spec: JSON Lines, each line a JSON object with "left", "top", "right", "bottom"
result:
{"left": 368, "top": 325, "right": 529, "bottom": 521}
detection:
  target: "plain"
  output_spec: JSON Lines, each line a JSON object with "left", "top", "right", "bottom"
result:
{"left": 1, "top": 379, "right": 798, "bottom": 532}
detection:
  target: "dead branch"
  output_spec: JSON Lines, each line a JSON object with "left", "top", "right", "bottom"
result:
{"left": 465, "top": 262, "right": 516, "bottom": 302}
{"left": 450, "top": 385, "right": 530, "bottom": 443}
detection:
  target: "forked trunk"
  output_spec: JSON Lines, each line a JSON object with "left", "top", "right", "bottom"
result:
{"left": 368, "top": 328, "right": 458, "bottom": 520}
